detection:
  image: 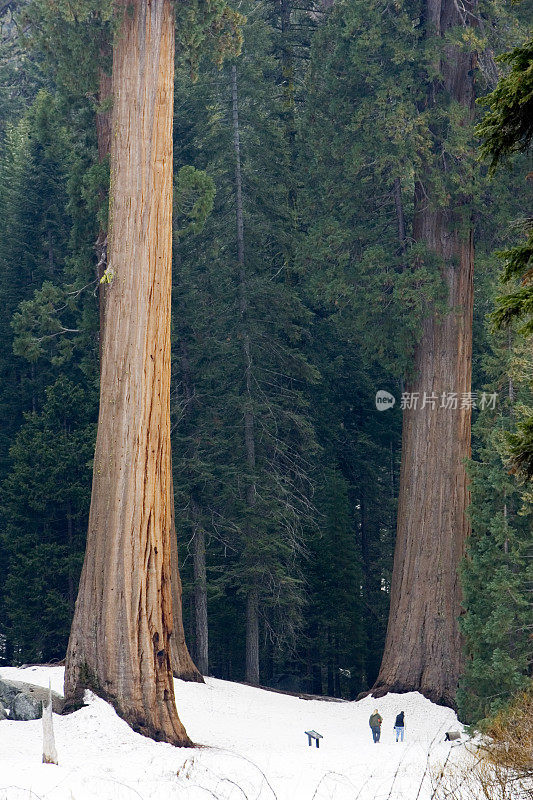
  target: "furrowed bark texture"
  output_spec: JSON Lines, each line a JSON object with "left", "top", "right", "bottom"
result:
{"left": 64, "top": 0, "right": 191, "bottom": 745}
{"left": 372, "top": 0, "right": 476, "bottom": 708}
{"left": 95, "top": 65, "right": 199, "bottom": 684}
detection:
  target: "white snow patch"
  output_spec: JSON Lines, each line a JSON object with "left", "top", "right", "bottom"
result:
{"left": 0, "top": 666, "right": 467, "bottom": 800}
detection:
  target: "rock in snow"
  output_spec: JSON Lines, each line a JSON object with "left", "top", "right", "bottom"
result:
{"left": 0, "top": 678, "right": 64, "bottom": 721}
{"left": 11, "top": 692, "right": 42, "bottom": 721}
{"left": 0, "top": 665, "right": 467, "bottom": 800}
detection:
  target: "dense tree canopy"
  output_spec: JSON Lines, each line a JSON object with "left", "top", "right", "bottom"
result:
{"left": 0, "top": 0, "right": 530, "bottom": 725}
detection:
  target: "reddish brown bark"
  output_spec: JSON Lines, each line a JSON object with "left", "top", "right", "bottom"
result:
{"left": 93, "top": 30, "right": 201, "bottom": 689}
{"left": 64, "top": 0, "right": 191, "bottom": 745}
{"left": 371, "top": 0, "right": 476, "bottom": 708}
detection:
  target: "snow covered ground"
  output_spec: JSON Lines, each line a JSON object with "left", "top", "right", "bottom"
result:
{"left": 0, "top": 665, "right": 467, "bottom": 800}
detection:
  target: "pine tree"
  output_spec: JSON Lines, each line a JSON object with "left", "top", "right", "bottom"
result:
{"left": 458, "top": 129, "right": 533, "bottom": 724}
{"left": 63, "top": 0, "right": 194, "bottom": 744}
{"left": 459, "top": 316, "right": 532, "bottom": 722}
{"left": 478, "top": 35, "right": 533, "bottom": 479}
{"left": 20, "top": 0, "right": 242, "bottom": 693}
{"left": 1, "top": 376, "right": 95, "bottom": 663}
{"left": 305, "top": 468, "right": 364, "bottom": 698}
{"left": 0, "top": 92, "right": 71, "bottom": 470}
{"left": 0, "top": 90, "right": 95, "bottom": 664}
{"left": 171, "top": 3, "right": 320, "bottom": 684}
{"left": 373, "top": 0, "right": 477, "bottom": 707}
{"left": 0, "top": 2, "right": 42, "bottom": 141}
{"left": 298, "top": 0, "right": 433, "bottom": 693}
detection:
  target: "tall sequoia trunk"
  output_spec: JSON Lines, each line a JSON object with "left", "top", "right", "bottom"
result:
{"left": 64, "top": 0, "right": 191, "bottom": 745}
{"left": 371, "top": 0, "right": 476, "bottom": 708}
{"left": 93, "top": 34, "right": 201, "bottom": 688}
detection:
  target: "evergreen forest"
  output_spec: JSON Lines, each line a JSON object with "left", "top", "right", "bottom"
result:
{"left": 0, "top": 0, "right": 531, "bottom": 733}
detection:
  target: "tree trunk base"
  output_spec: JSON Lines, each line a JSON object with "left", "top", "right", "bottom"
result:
{"left": 172, "top": 665, "right": 205, "bottom": 683}
{"left": 64, "top": 672, "right": 194, "bottom": 747}
{"left": 119, "top": 703, "right": 193, "bottom": 747}
{"left": 357, "top": 681, "right": 458, "bottom": 711}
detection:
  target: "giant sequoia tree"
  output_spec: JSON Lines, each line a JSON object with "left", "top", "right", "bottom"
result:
{"left": 372, "top": 0, "right": 477, "bottom": 707}
{"left": 21, "top": 0, "right": 204, "bottom": 685}
{"left": 64, "top": 0, "right": 191, "bottom": 744}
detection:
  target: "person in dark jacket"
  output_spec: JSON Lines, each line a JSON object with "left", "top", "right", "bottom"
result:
{"left": 394, "top": 711, "right": 405, "bottom": 742}
{"left": 369, "top": 709, "right": 383, "bottom": 743}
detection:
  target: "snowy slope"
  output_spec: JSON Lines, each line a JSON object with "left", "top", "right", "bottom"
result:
{"left": 0, "top": 666, "right": 465, "bottom": 800}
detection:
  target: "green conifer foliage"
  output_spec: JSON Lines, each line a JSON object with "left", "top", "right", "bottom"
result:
{"left": 0, "top": 0, "right": 530, "bottom": 702}
{"left": 459, "top": 152, "right": 533, "bottom": 721}
{"left": 0, "top": 2, "right": 42, "bottom": 140}
{"left": 0, "top": 92, "right": 71, "bottom": 476}
{"left": 305, "top": 468, "right": 364, "bottom": 697}
{"left": 477, "top": 33, "right": 533, "bottom": 479}
{"left": 299, "top": 0, "right": 446, "bottom": 379}
{"left": 301, "top": 319, "right": 400, "bottom": 692}
{"left": 171, "top": 3, "right": 321, "bottom": 682}
{"left": 459, "top": 328, "right": 532, "bottom": 722}
{"left": 0, "top": 91, "right": 98, "bottom": 662}
{"left": 1, "top": 376, "right": 95, "bottom": 662}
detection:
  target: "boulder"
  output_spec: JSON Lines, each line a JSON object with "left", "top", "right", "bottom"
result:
{"left": 0, "top": 702, "right": 7, "bottom": 721}
{"left": 12, "top": 692, "right": 42, "bottom": 721}
{"left": 0, "top": 679, "right": 19, "bottom": 709}
{"left": 0, "top": 679, "right": 64, "bottom": 721}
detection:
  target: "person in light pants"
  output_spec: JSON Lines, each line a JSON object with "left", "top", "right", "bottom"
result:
{"left": 394, "top": 711, "right": 405, "bottom": 742}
